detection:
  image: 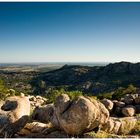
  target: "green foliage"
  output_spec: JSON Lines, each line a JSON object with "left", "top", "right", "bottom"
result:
{"left": 0, "top": 79, "right": 7, "bottom": 100}
{"left": 45, "top": 88, "right": 83, "bottom": 103}
{"left": 45, "top": 89, "right": 61, "bottom": 103}
{"left": 112, "top": 87, "right": 125, "bottom": 100}
{"left": 97, "top": 92, "right": 114, "bottom": 100}
{"left": 0, "top": 79, "right": 21, "bottom": 100}
{"left": 66, "top": 90, "right": 83, "bottom": 100}
{"left": 112, "top": 84, "right": 136, "bottom": 100}
{"left": 123, "top": 84, "right": 136, "bottom": 94}
{"left": 97, "top": 84, "right": 137, "bottom": 101}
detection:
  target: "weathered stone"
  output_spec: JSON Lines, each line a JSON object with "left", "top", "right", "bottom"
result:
{"left": 35, "top": 102, "right": 41, "bottom": 107}
{"left": 29, "top": 96, "right": 36, "bottom": 102}
{"left": 54, "top": 94, "right": 71, "bottom": 114}
{"left": 51, "top": 94, "right": 109, "bottom": 135}
{"left": 36, "top": 96, "right": 42, "bottom": 100}
{"left": 0, "top": 96, "right": 30, "bottom": 137}
{"left": 101, "top": 117, "right": 121, "bottom": 134}
{"left": 124, "top": 94, "right": 134, "bottom": 105}
{"left": 101, "top": 118, "right": 115, "bottom": 133}
{"left": 122, "top": 105, "right": 136, "bottom": 117}
{"left": 20, "top": 93, "right": 25, "bottom": 97}
{"left": 115, "top": 101, "right": 125, "bottom": 108}
{"left": 102, "top": 117, "right": 138, "bottom": 135}
{"left": 111, "top": 119, "right": 121, "bottom": 134}
{"left": 32, "top": 104, "right": 54, "bottom": 123}
{"left": 134, "top": 96, "right": 140, "bottom": 104}
{"left": 38, "top": 99, "right": 44, "bottom": 105}
{"left": 1, "top": 96, "right": 30, "bottom": 123}
{"left": 18, "top": 122, "right": 52, "bottom": 137}
{"left": 31, "top": 122, "right": 48, "bottom": 133}
{"left": 101, "top": 99, "right": 114, "bottom": 112}
{"left": 118, "top": 117, "right": 137, "bottom": 135}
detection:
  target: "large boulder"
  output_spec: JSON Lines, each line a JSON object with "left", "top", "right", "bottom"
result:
{"left": 101, "top": 99, "right": 114, "bottom": 112}
{"left": 32, "top": 104, "right": 54, "bottom": 123}
{"left": 122, "top": 105, "right": 136, "bottom": 117}
{"left": 51, "top": 94, "right": 109, "bottom": 135}
{"left": 0, "top": 96, "right": 30, "bottom": 137}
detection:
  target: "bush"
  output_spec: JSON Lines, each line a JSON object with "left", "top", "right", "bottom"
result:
{"left": 45, "top": 88, "right": 83, "bottom": 103}
{"left": 66, "top": 90, "right": 83, "bottom": 100}
{"left": 112, "top": 87, "right": 125, "bottom": 100}
{"left": 98, "top": 84, "right": 137, "bottom": 101}
{"left": 97, "top": 92, "right": 113, "bottom": 100}
{"left": 45, "top": 89, "right": 62, "bottom": 103}
{"left": 123, "top": 84, "right": 137, "bottom": 94}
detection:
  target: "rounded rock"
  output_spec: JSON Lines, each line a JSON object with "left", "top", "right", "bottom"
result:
{"left": 101, "top": 99, "right": 114, "bottom": 112}
{"left": 115, "top": 101, "right": 125, "bottom": 108}
{"left": 51, "top": 94, "right": 109, "bottom": 135}
{"left": 122, "top": 105, "right": 136, "bottom": 117}
{"left": 134, "top": 96, "right": 140, "bottom": 104}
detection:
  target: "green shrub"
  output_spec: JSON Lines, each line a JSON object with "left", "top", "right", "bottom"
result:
{"left": 98, "top": 84, "right": 137, "bottom": 101}
{"left": 45, "top": 89, "right": 62, "bottom": 103}
{"left": 97, "top": 92, "right": 113, "bottom": 100}
{"left": 45, "top": 88, "right": 83, "bottom": 103}
{"left": 66, "top": 90, "right": 83, "bottom": 100}
{"left": 123, "top": 84, "right": 137, "bottom": 94}
{"left": 112, "top": 87, "right": 125, "bottom": 100}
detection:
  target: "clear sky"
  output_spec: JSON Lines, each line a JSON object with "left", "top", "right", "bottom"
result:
{"left": 0, "top": 2, "right": 140, "bottom": 63}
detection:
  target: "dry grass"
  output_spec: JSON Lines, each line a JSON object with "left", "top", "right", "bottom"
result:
{"left": 130, "top": 120, "right": 140, "bottom": 135}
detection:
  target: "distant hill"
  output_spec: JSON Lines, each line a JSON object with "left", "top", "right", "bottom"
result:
{"left": 31, "top": 61, "right": 140, "bottom": 95}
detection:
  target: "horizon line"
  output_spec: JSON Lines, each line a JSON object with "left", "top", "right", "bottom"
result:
{"left": 0, "top": 61, "right": 139, "bottom": 64}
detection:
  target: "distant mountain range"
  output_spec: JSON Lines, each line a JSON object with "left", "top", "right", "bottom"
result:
{"left": 32, "top": 61, "right": 140, "bottom": 95}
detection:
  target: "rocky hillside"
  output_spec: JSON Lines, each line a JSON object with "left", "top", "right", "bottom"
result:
{"left": 32, "top": 62, "right": 140, "bottom": 95}
{"left": 0, "top": 93, "right": 140, "bottom": 138}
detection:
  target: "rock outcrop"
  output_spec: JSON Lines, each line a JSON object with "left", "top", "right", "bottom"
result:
{"left": 51, "top": 94, "right": 109, "bottom": 135}
{"left": 0, "top": 96, "right": 30, "bottom": 137}
{"left": 101, "top": 117, "right": 138, "bottom": 135}
{"left": 32, "top": 104, "right": 54, "bottom": 123}
{"left": 28, "top": 95, "right": 47, "bottom": 109}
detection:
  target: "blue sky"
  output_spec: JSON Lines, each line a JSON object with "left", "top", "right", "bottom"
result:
{"left": 0, "top": 2, "right": 140, "bottom": 63}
